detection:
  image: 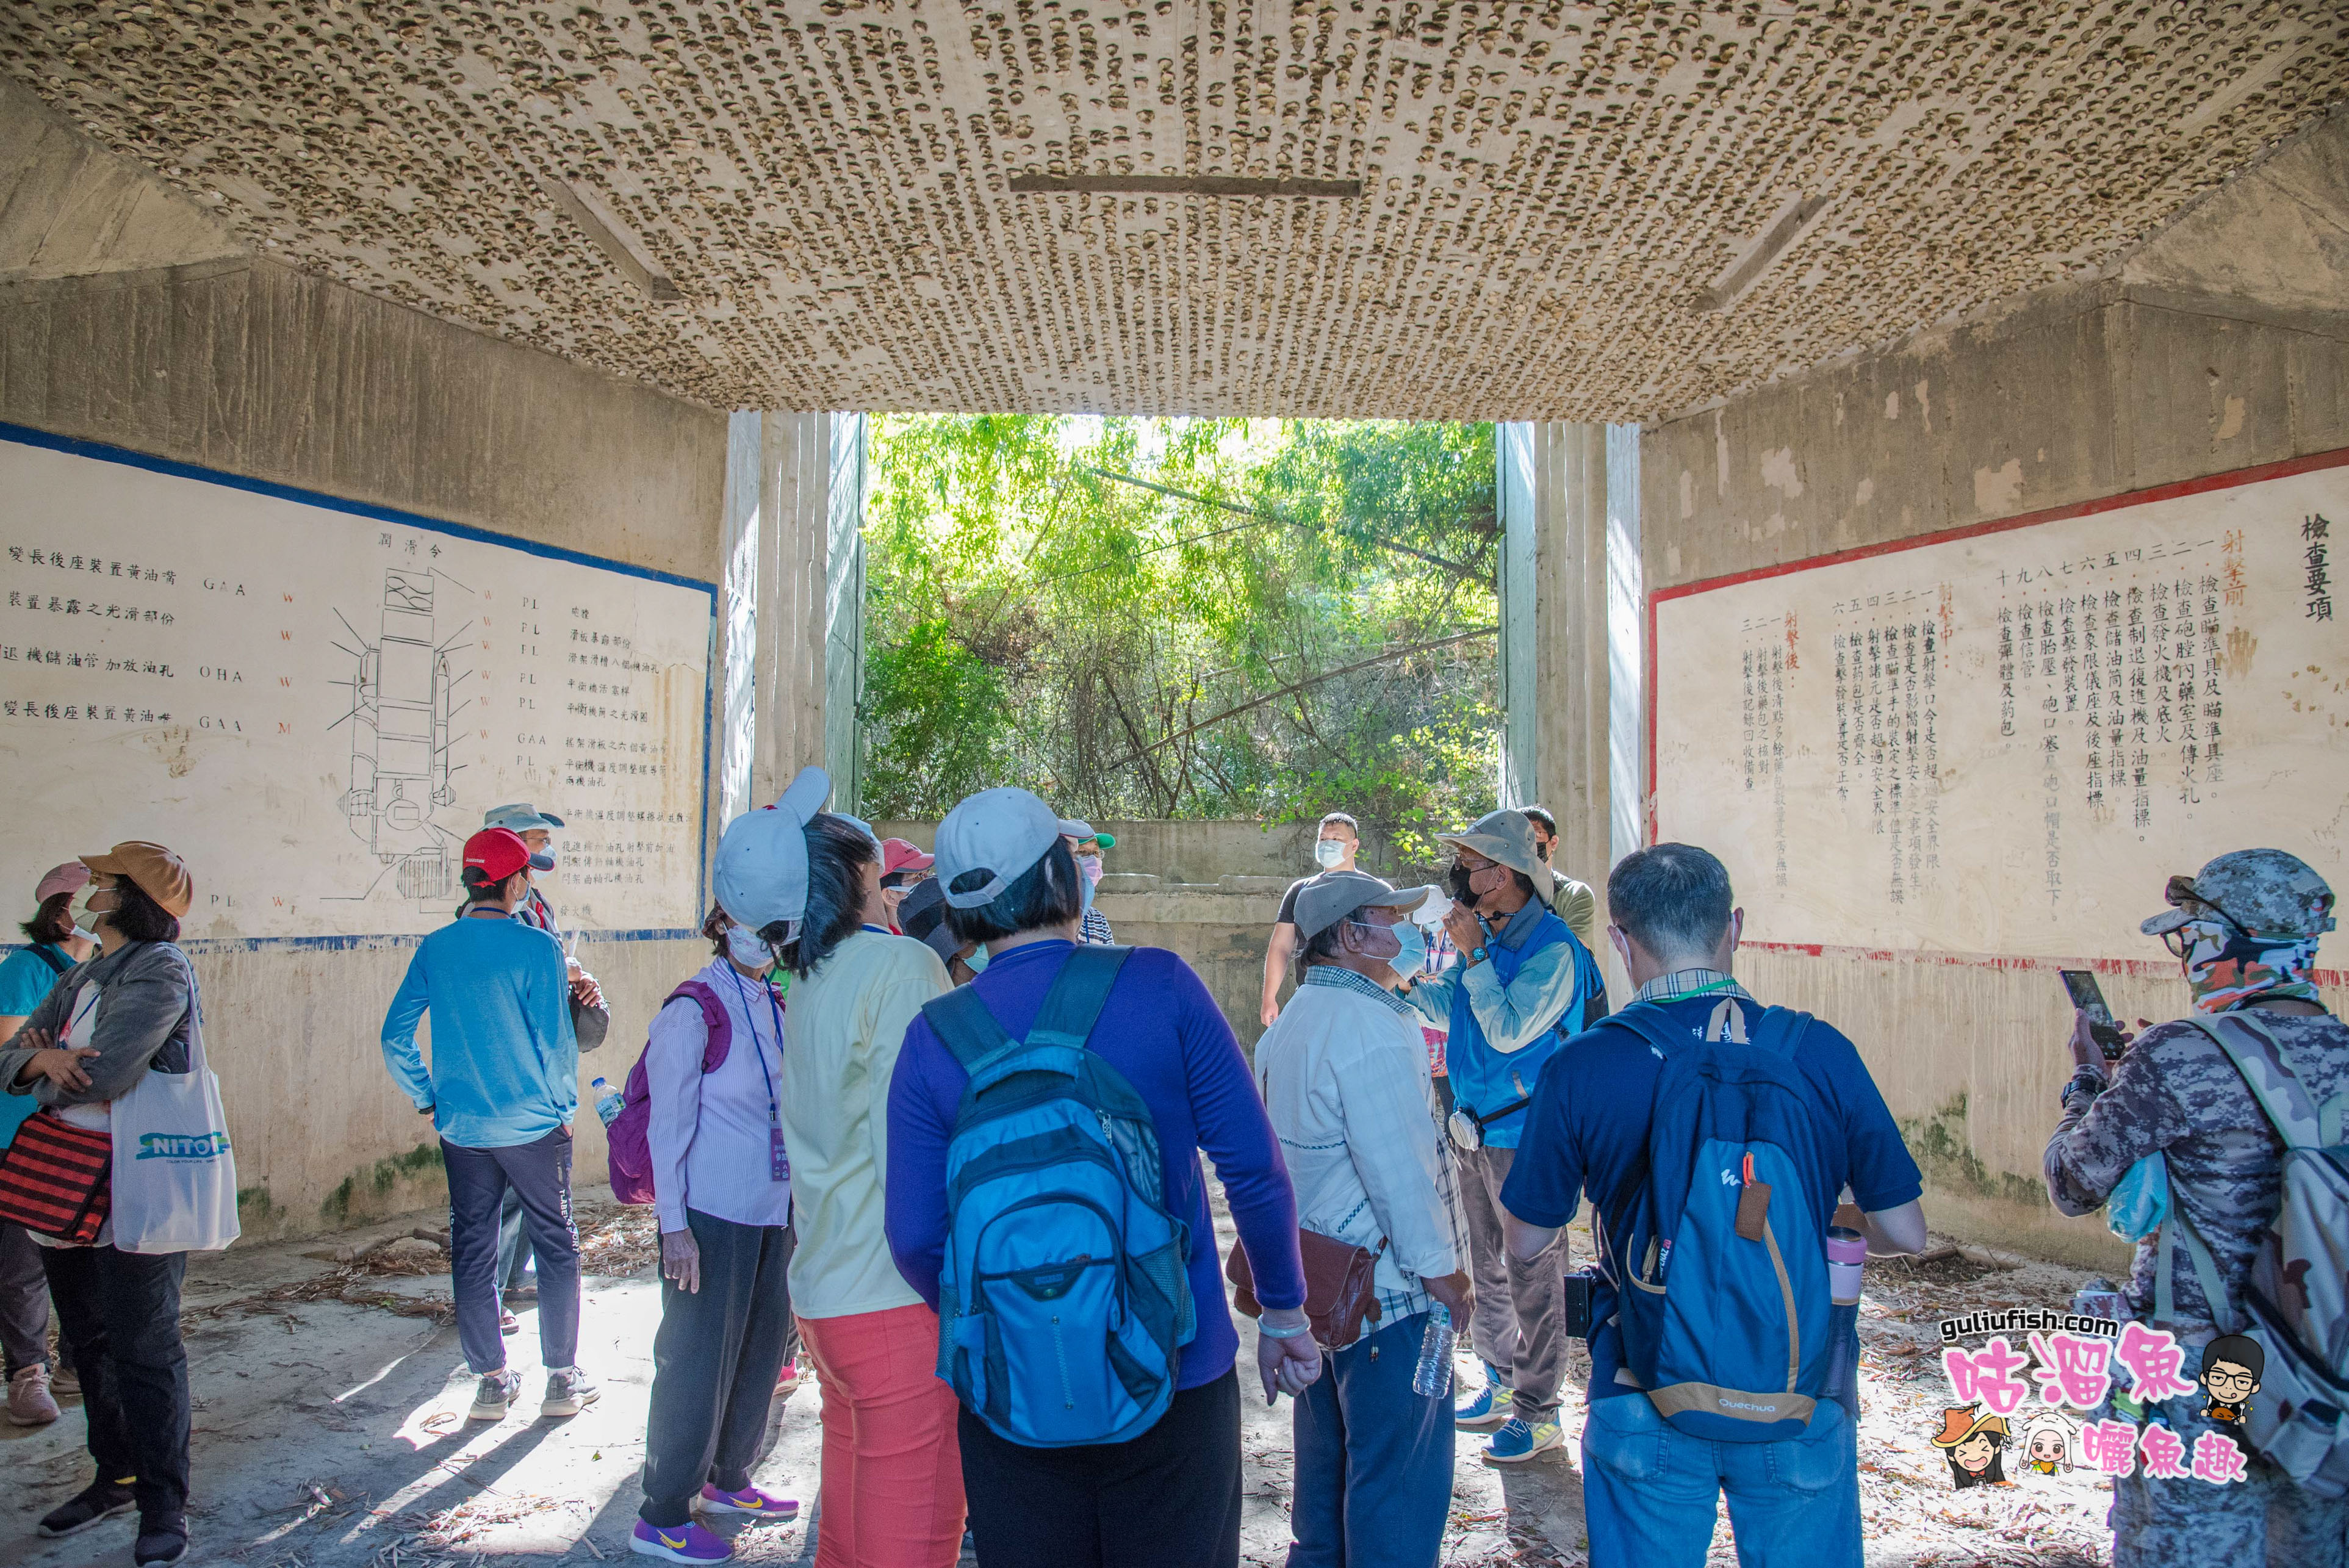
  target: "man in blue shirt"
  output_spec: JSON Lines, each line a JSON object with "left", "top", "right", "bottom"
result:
{"left": 381, "top": 828, "right": 595, "bottom": 1426}
{"left": 1402, "top": 808, "right": 1606, "bottom": 1465}
{"left": 1498, "top": 843, "right": 1926, "bottom": 1568}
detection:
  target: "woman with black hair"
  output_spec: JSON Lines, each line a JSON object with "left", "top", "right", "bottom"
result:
{"left": 0, "top": 861, "right": 98, "bottom": 1427}
{"left": 770, "top": 775, "right": 963, "bottom": 1568}
{"left": 884, "top": 787, "right": 1313, "bottom": 1568}
{"left": 0, "top": 842, "right": 203, "bottom": 1566}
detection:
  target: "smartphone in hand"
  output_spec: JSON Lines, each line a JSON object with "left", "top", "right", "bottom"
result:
{"left": 2060, "top": 969, "right": 2129, "bottom": 1059}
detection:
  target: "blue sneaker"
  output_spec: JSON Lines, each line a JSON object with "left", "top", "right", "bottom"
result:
{"left": 1482, "top": 1415, "right": 1565, "bottom": 1465}
{"left": 1455, "top": 1361, "right": 1513, "bottom": 1429}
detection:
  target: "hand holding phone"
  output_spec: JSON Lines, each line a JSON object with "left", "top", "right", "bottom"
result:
{"left": 2060, "top": 969, "right": 2139, "bottom": 1065}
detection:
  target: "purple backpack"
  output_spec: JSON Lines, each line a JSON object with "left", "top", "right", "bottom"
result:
{"left": 606, "top": 978, "right": 781, "bottom": 1206}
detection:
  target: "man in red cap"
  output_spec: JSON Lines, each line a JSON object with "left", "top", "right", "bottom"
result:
{"left": 381, "top": 828, "right": 596, "bottom": 1425}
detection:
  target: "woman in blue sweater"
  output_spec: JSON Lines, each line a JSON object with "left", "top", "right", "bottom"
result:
{"left": 885, "top": 786, "right": 1314, "bottom": 1568}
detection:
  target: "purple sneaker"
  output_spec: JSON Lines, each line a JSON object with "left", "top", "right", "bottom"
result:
{"left": 630, "top": 1520, "right": 732, "bottom": 1563}
{"left": 697, "top": 1484, "right": 799, "bottom": 1520}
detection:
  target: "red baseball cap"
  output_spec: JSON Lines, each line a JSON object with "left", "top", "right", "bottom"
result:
{"left": 882, "top": 838, "right": 935, "bottom": 877}
{"left": 462, "top": 827, "right": 531, "bottom": 885}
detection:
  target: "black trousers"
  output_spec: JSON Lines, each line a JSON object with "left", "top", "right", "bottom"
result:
{"left": 639, "top": 1210, "right": 797, "bottom": 1528}
{"left": 959, "top": 1368, "right": 1242, "bottom": 1568}
{"left": 41, "top": 1245, "right": 190, "bottom": 1519}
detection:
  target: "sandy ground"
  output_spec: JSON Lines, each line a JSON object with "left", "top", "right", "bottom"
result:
{"left": 2, "top": 1192, "right": 2117, "bottom": 1568}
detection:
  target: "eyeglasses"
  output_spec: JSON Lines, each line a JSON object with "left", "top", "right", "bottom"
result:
{"left": 2160, "top": 874, "right": 2257, "bottom": 956}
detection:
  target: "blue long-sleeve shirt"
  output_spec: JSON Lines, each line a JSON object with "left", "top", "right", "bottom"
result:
{"left": 886, "top": 940, "right": 1306, "bottom": 1390}
{"left": 381, "top": 910, "right": 578, "bottom": 1149}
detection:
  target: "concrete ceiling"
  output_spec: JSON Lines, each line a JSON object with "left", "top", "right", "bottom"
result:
{"left": 2, "top": 2, "right": 2342, "bottom": 420}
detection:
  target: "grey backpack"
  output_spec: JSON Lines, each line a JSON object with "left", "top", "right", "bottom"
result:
{"left": 2164, "top": 1014, "right": 2349, "bottom": 1497}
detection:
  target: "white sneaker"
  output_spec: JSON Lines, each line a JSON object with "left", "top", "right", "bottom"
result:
{"left": 469, "top": 1368, "right": 522, "bottom": 1422}
{"left": 542, "top": 1367, "right": 600, "bottom": 1419}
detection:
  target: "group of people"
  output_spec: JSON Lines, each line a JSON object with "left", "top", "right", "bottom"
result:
{"left": 0, "top": 782, "right": 2336, "bottom": 1568}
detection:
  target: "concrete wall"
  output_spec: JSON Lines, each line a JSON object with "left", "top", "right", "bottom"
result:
{"left": 1633, "top": 112, "right": 2349, "bottom": 1267}
{"left": 874, "top": 818, "right": 1414, "bottom": 1052}
{"left": 0, "top": 84, "right": 739, "bottom": 1235}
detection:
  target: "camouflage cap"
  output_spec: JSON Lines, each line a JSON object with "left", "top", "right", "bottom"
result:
{"left": 2142, "top": 848, "right": 2337, "bottom": 940}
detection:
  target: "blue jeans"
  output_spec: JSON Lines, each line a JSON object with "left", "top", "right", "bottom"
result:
{"left": 1287, "top": 1309, "right": 1455, "bottom": 1568}
{"left": 444, "top": 1129, "right": 580, "bottom": 1376}
{"left": 1581, "top": 1393, "right": 1858, "bottom": 1568}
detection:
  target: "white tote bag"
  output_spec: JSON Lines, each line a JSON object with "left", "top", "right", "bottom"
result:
{"left": 109, "top": 980, "right": 240, "bottom": 1254}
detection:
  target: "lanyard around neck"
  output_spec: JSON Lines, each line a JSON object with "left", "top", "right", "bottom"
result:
{"left": 721, "top": 962, "right": 784, "bottom": 1125}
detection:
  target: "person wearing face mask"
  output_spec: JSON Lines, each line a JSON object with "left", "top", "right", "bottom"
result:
{"left": 628, "top": 885, "right": 804, "bottom": 1564}
{"left": 481, "top": 804, "right": 608, "bottom": 1327}
{"left": 1399, "top": 808, "right": 1606, "bottom": 1467}
{"left": 0, "top": 842, "right": 203, "bottom": 1565}
{"left": 771, "top": 771, "right": 967, "bottom": 1568}
{"left": 1262, "top": 813, "right": 1363, "bottom": 1027}
{"left": 1517, "top": 807, "right": 1600, "bottom": 951}
{"left": 878, "top": 840, "right": 936, "bottom": 935}
{"left": 1059, "top": 818, "right": 1117, "bottom": 945}
{"left": 2043, "top": 850, "right": 2347, "bottom": 1567}
{"left": 0, "top": 861, "right": 98, "bottom": 1428}
{"left": 1253, "top": 871, "right": 1473, "bottom": 1568}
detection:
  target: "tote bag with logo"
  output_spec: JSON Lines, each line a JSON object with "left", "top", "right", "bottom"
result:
{"left": 109, "top": 979, "right": 239, "bottom": 1254}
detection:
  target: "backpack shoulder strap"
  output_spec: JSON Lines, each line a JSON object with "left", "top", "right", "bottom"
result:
{"left": 1028, "top": 944, "right": 1131, "bottom": 1053}
{"left": 32, "top": 945, "right": 72, "bottom": 978}
{"left": 666, "top": 980, "right": 733, "bottom": 1073}
{"left": 1594, "top": 1000, "right": 1683, "bottom": 1059}
{"left": 2179, "top": 1013, "right": 2323, "bottom": 1149}
{"left": 1747, "top": 1007, "right": 1815, "bottom": 1060}
{"left": 921, "top": 983, "right": 1020, "bottom": 1077}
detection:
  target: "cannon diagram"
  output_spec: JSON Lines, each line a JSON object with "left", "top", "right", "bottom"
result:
{"left": 330, "top": 568, "right": 472, "bottom": 904}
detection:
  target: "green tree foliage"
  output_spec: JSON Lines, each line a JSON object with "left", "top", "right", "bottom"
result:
{"left": 860, "top": 415, "right": 1498, "bottom": 863}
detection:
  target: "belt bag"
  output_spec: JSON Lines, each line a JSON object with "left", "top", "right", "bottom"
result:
{"left": 1448, "top": 1094, "right": 1533, "bottom": 1152}
{"left": 1226, "top": 1228, "right": 1386, "bottom": 1350}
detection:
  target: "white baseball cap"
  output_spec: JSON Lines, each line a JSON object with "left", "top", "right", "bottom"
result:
{"left": 938, "top": 787, "right": 1065, "bottom": 908}
{"left": 714, "top": 765, "right": 830, "bottom": 933}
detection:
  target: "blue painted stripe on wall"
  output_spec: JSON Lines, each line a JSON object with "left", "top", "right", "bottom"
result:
{"left": 1, "top": 929, "right": 701, "bottom": 957}
{"left": 0, "top": 422, "right": 718, "bottom": 592}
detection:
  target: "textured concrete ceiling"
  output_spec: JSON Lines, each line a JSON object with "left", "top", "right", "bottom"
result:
{"left": 2, "top": 2, "right": 2342, "bottom": 419}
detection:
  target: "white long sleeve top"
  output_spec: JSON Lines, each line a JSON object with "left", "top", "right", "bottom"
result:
{"left": 1253, "top": 965, "right": 1467, "bottom": 1323}
{"left": 645, "top": 958, "right": 794, "bottom": 1234}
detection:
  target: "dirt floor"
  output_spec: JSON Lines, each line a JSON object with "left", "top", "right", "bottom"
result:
{"left": 3, "top": 1192, "right": 2117, "bottom": 1568}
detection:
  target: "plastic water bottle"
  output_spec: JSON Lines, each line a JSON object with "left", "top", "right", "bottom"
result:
{"left": 1826, "top": 1226, "right": 1867, "bottom": 1305}
{"left": 1412, "top": 1303, "right": 1455, "bottom": 1398}
{"left": 592, "top": 1077, "right": 624, "bottom": 1127}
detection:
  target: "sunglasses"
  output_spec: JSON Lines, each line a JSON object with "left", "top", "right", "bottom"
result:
{"left": 2160, "top": 874, "right": 2256, "bottom": 956}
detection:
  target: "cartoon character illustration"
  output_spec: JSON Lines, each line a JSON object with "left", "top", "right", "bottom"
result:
{"left": 2199, "top": 1334, "right": 2264, "bottom": 1425}
{"left": 2020, "top": 1412, "right": 2077, "bottom": 1476}
{"left": 1931, "top": 1404, "right": 2013, "bottom": 1487}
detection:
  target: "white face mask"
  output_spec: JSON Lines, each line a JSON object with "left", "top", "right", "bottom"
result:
{"left": 724, "top": 925, "right": 774, "bottom": 969}
{"left": 1314, "top": 838, "right": 1347, "bottom": 869}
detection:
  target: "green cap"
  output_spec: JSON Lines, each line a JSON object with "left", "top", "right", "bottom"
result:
{"left": 2143, "top": 849, "right": 2336, "bottom": 940}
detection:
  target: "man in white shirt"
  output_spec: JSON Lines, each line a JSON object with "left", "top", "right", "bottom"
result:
{"left": 1254, "top": 871, "right": 1473, "bottom": 1568}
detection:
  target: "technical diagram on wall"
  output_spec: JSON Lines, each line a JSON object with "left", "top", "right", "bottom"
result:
{"left": 333, "top": 568, "right": 471, "bottom": 907}
{"left": 0, "top": 427, "right": 714, "bottom": 940}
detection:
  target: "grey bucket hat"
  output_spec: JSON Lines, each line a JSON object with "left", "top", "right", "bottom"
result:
{"left": 1435, "top": 808, "right": 1556, "bottom": 905}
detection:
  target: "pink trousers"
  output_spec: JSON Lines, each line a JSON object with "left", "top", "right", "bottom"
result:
{"left": 796, "top": 1303, "right": 966, "bottom": 1568}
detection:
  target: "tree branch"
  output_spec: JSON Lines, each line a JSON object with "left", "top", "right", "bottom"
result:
{"left": 1092, "top": 627, "right": 1497, "bottom": 779}
{"left": 1083, "top": 466, "right": 1491, "bottom": 584}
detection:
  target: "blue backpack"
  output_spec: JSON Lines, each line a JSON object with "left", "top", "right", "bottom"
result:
{"left": 919, "top": 945, "right": 1196, "bottom": 1448}
{"left": 1594, "top": 1000, "right": 1832, "bottom": 1443}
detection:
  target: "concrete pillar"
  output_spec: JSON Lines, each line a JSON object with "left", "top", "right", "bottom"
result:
{"left": 1498, "top": 419, "right": 1642, "bottom": 992}
{"left": 717, "top": 411, "right": 865, "bottom": 822}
